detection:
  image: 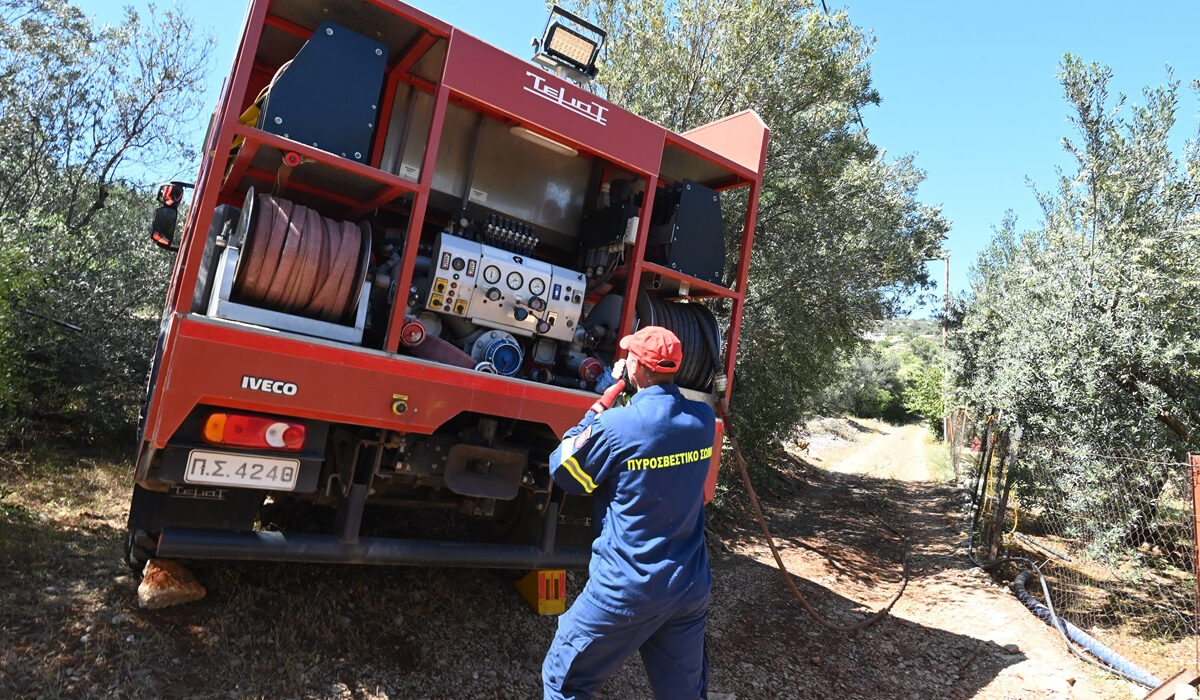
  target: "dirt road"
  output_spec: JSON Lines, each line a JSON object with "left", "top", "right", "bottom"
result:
{"left": 1, "top": 428, "right": 1144, "bottom": 698}
{"left": 813, "top": 418, "right": 936, "bottom": 481}
{"left": 751, "top": 419, "right": 1137, "bottom": 698}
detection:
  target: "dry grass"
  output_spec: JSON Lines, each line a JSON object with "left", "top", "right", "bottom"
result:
{"left": 0, "top": 449, "right": 565, "bottom": 698}
{"left": 1, "top": 448, "right": 139, "bottom": 696}
{"left": 1002, "top": 531, "right": 1199, "bottom": 681}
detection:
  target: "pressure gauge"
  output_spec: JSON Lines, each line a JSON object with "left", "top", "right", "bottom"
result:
{"left": 506, "top": 271, "right": 524, "bottom": 290}
{"left": 483, "top": 265, "right": 501, "bottom": 284}
{"left": 529, "top": 277, "right": 546, "bottom": 296}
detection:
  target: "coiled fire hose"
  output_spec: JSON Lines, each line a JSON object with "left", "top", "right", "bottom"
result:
{"left": 234, "top": 194, "right": 365, "bottom": 322}
{"left": 716, "top": 397, "right": 910, "bottom": 632}
{"left": 636, "top": 293, "right": 721, "bottom": 392}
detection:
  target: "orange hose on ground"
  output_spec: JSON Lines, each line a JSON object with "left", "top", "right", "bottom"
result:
{"left": 716, "top": 397, "right": 910, "bottom": 632}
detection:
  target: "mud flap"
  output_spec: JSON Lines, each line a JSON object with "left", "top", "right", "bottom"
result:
{"left": 127, "top": 483, "right": 265, "bottom": 533}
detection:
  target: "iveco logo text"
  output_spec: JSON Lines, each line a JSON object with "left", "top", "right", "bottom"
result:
{"left": 524, "top": 71, "right": 608, "bottom": 126}
{"left": 241, "top": 375, "right": 298, "bottom": 396}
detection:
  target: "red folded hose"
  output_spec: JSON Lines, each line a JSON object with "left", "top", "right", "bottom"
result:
{"left": 234, "top": 194, "right": 362, "bottom": 323}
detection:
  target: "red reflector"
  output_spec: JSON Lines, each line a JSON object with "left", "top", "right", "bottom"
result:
{"left": 203, "top": 412, "right": 306, "bottom": 451}
{"left": 282, "top": 425, "right": 305, "bottom": 449}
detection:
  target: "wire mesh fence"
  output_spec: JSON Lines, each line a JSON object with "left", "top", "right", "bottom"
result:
{"left": 948, "top": 409, "right": 1198, "bottom": 686}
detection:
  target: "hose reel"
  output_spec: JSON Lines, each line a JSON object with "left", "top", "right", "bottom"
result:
{"left": 634, "top": 292, "right": 722, "bottom": 392}
{"left": 231, "top": 190, "right": 371, "bottom": 325}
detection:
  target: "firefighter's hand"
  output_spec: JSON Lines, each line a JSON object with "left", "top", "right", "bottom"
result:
{"left": 590, "top": 379, "right": 626, "bottom": 415}
{"left": 611, "top": 358, "right": 627, "bottom": 381}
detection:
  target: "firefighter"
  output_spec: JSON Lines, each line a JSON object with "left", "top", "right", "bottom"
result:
{"left": 543, "top": 325, "right": 716, "bottom": 699}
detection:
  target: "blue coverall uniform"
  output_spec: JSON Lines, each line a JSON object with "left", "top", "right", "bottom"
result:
{"left": 543, "top": 382, "right": 716, "bottom": 699}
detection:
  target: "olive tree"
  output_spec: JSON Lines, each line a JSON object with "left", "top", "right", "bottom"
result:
{"left": 948, "top": 56, "right": 1200, "bottom": 548}
{"left": 0, "top": 0, "right": 212, "bottom": 445}
{"left": 563, "top": 0, "right": 948, "bottom": 460}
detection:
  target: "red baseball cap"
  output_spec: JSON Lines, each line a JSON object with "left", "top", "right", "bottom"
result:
{"left": 619, "top": 325, "right": 682, "bottom": 373}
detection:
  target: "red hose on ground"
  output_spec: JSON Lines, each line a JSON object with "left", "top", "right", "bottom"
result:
{"left": 716, "top": 397, "right": 910, "bottom": 632}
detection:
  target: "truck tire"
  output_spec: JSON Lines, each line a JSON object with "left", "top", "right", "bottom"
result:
{"left": 136, "top": 331, "right": 166, "bottom": 445}
{"left": 124, "top": 484, "right": 165, "bottom": 572}
{"left": 123, "top": 528, "right": 158, "bottom": 573}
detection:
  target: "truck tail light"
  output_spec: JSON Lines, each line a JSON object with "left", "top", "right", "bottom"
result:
{"left": 203, "top": 412, "right": 306, "bottom": 451}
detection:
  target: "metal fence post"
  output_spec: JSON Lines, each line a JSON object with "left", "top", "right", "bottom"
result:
{"left": 1190, "top": 454, "right": 1200, "bottom": 671}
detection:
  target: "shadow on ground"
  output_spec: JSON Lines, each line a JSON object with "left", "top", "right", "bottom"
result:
{"left": 702, "top": 449, "right": 1020, "bottom": 698}
{"left": 0, "top": 527, "right": 1018, "bottom": 699}
{"left": 0, "top": 440, "right": 1027, "bottom": 699}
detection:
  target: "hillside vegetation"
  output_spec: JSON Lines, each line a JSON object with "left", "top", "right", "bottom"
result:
{"left": 0, "top": 2, "right": 211, "bottom": 446}
{"left": 818, "top": 319, "right": 944, "bottom": 432}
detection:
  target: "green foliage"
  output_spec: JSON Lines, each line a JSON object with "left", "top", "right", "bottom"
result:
{"left": 878, "top": 318, "right": 939, "bottom": 343}
{"left": 903, "top": 364, "right": 944, "bottom": 437}
{"left": 564, "top": 0, "right": 947, "bottom": 460}
{"left": 926, "top": 442, "right": 952, "bottom": 482}
{"left": 0, "top": 1, "right": 212, "bottom": 446}
{"left": 820, "top": 321, "right": 944, "bottom": 430}
{"left": 949, "top": 56, "right": 1200, "bottom": 545}
{"left": 820, "top": 344, "right": 905, "bottom": 420}
{"left": 907, "top": 335, "right": 940, "bottom": 365}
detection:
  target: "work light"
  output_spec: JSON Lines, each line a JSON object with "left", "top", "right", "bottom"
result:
{"left": 532, "top": 6, "right": 606, "bottom": 82}
{"left": 546, "top": 23, "right": 595, "bottom": 68}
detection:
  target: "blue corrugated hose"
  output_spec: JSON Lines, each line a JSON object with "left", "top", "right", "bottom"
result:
{"left": 1013, "top": 570, "right": 1161, "bottom": 689}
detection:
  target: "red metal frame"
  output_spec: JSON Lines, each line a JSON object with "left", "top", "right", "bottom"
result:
{"left": 439, "top": 31, "right": 666, "bottom": 176}
{"left": 382, "top": 81, "right": 450, "bottom": 352}
{"left": 369, "top": 32, "right": 441, "bottom": 169}
{"left": 241, "top": 167, "right": 363, "bottom": 211}
{"left": 262, "top": 12, "right": 310, "bottom": 40}
{"left": 142, "top": 0, "right": 768, "bottom": 481}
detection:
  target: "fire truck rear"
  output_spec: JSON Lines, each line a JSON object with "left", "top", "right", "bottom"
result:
{"left": 126, "top": 0, "right": 767, "bottom": 572}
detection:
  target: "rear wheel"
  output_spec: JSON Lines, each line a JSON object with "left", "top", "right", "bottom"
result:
{"left": 123, "top": 528, "right": 158, "bottom": 573}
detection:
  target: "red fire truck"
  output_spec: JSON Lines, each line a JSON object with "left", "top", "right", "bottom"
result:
{"left": 126, "top": 0, "right": 767, "bottom": 572}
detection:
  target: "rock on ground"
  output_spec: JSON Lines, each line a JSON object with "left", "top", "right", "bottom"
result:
{"left": 137, "top": 558, "right": 206, "bottom": 609}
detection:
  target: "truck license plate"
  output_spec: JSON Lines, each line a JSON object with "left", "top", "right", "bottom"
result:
{"left": 184, "top": 450, "right": 300, "bottom": 491}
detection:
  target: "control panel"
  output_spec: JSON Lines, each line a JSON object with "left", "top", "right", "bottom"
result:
{"left": 427, "top": 232, "right": 586, "bottom": 343}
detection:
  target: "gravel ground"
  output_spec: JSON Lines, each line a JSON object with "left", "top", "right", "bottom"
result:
{"left": 0, "top": 428, "right": 1147, "bottom": 698}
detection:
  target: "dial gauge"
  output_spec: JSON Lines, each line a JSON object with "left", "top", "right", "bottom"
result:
{"left": 506, "top": 271, "right": 524, "bottom": 290}
{"left": 483, "top": 265, "right": 501, "bottom": 284}
{"left": 529, "top": 278, "right": 546, "bottom": 296}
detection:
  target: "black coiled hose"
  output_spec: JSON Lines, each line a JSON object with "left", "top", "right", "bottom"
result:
{"left": 635, "top": 292, "right": 722, "bottom": 391}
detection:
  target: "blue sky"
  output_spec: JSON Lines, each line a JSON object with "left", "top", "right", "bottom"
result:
{"left": 77, "top": 0, "right": 1200, "bottom": 317}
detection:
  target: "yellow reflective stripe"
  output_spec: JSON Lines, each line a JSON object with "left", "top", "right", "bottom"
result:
{"left": 563, "top": 456, "right": 597, "bottom": 493}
